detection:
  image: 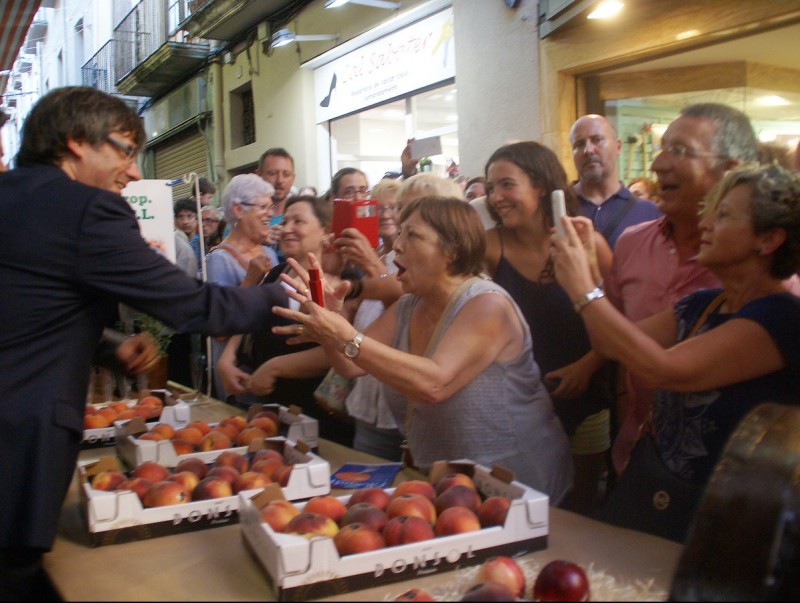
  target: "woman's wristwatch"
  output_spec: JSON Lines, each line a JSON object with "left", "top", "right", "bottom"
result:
{"left": 573, "top": 287, "right": 605, "bottom": 313}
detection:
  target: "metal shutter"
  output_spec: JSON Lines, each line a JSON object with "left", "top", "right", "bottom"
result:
{"left": 153, "top": 127, "right": 209, "bottom": 202}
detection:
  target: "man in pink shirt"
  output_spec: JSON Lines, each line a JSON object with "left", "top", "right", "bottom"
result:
{"left": 606, "top": 103, "right": 758, "bottom": 476}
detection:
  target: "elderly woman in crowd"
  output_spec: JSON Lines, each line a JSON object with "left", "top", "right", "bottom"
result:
{"left": 274, "top": 197, "right": 574, "bottom": 502}
{"left": 205, "top": 174, "right": 279, "bottom": 400}
{"left": 551, "top": 163, "right": 800, "bottom": 540}
{"left": 216, "top": 195, "right": 354, "bottom": 446}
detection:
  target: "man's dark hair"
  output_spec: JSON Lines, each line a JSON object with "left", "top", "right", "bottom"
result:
{"left": 174, "top": 197, "right": 198, "bottom": 217}
{"left": 16, "top": 87, "right": 145, "bottom": 167}
{"left": 258, "top": 147, "right": 294, "bottom": 170}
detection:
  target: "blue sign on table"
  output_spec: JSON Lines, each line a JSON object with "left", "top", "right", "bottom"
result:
{"left": 330, "top": 463, "right": 402, "bottom": 489}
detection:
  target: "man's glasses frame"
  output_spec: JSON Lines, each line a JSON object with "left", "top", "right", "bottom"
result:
{"left": 104, "top": 135, "right": 138, "bottom": 162}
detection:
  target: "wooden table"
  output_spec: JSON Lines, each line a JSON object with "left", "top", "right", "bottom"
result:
{"left": 47, "top": 389, "right": 682, "bottom": 601}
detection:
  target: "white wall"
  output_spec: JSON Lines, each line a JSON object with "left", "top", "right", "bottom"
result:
{"left": 452, "top": 0, "right": 541, "bottom": 178}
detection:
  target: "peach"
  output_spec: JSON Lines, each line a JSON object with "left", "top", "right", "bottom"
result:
{"left": 392, "top": 480, "right": 436, "bottom": 503}
{"left": 115, "top": 409, "right": 140, "bottom": 421}
{"left": 173, "top": 426, "right": 204, "bottom": 446}
{"left": 252, "top": 448, "right": 285, "bottom": 464}
{"left": 434, "top": 484, "right": 481, "bottom": 515}
{"left": 170, "top": 438, "right": 195, "bottom": 456}
{"left": 247, "top": 416, "right": 278, "bottom": 438}
{"left": 96, "top": 406, "right": 119, "bottom": 423}
{"left": 260, "top": 500, "right": 300, "bottom": 532}
{"left": 347, "top": 487, "right": 391, "bottom": 510}
{"left": 109, "top": 401, "right": 131, "bottom": 414}
{"left": 132, "top": 404, "right": 154, "bottom": 419}
{"left": 211, "top": 422, "right": 239, "bottom": 441}
{"left": 116, "top": 477, "right": 152, "bottom": 503}
{"left": 84, "top": 414, "right": 111, "bottom": 429}
{"left": 198, "top": 430, "right": 233, "bottom": 451}
{"left": 382, "top": 515, "right": 435, "bottom": 546}
{"left": 91, "top": 469, "right": 127, "bottom": 491}
{"left": 251, "top": 410, "right": 280, "bottom": 425}
{"left": 143, "top": 480, "right": 188, "bottom": 507}
{"left": 207, "top": 465, "right": 240, "bottom": 487}
{"left": 219, "top": 415, "right": 247, "bottom": 432}
{"left": 185, "top": 420, "right": 211, "bottom": 436}
{"left": 167, "top": 471, "right": 200, "bottom": 499}
{"left": 434, "top": 472, "right": 477, "bottom": 496}
{"left": 434, "top": 506, "right": 481, "bottom": 536}
{"left": 303, "top": 495, "right": 347, "bottom": 524}
{"left": 234, "top": 471, "right": 272, "bottom": 493}
{"left": 236, "top": 426, "right": 268, "bottom": 447}
{"left": 394, "top": 589, "right": 436, "bottom": 602}
{"left": 340, "top": 503, "right": 388, "bottom": 533}
{"left": 385, "top": 493, "right": 437, "bottom": 525}
{"left": 213, "top": 450, "right": 249, "bottom": 474}
{"left": 283, "top": 512, "right": 339, "bottom": 539}
{"left": 251, "top": 456, "right": 284, "bottom": 479}
{"left": 132, "top": 461, "right": 170, "bottom": 483}
{"left": 139, "top": 395, "right": 163, "bottom": 409}
{"left": 477, "top": 496, "right": 511, "bottom": 528}
{"left": 272, "top": 464, "right": 293, "bottom": 487}
{"left": 192, "top": 476, "right": 233, "bottom": 500}
{"left": 150, "top": 423, "right": 175, "bottom": 439}
{"left": 174, "top": 457, "right": 208, "bottom": 480}
{"left": 334, "top": 522, "right": 385, "bottom": 556}
{"left": 474, "top": 556, "right": 526, "bottom": 599}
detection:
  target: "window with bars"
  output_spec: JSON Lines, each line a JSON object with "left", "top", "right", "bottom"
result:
{"left": 230, "top": 83, "right": 255, "bottom": 149}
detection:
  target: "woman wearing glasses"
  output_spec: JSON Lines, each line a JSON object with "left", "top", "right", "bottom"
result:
{"left": 205, "top": 174, "right": 279, "bottom": 400}
{"left": 216, "top": 195, "right": 356, "bottom": 446}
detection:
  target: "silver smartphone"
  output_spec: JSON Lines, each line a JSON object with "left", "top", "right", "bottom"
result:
{"left": 551, "top": 189, "right": 567, "bottom": 237}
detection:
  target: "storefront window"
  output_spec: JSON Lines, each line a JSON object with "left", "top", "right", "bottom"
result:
{"left": 329, "top": 82, "right": 459, "bottom": 188}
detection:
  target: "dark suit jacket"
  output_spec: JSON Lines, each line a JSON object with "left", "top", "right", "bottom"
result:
{"left": 0, "top": 165, "right": 288, "bottom": 550}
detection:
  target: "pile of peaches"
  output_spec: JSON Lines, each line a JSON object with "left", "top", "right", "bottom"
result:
{"left": 89, "top": 448, "right": 293, "bottom": 507}
{"left": 134, "top": 411, "right": 280, "bottom": 454}
{"left": 259, "top": 472, "right": 513, "bottom": 557}
{"left": 84, "top": 396, "right": 164, "bottom": 429}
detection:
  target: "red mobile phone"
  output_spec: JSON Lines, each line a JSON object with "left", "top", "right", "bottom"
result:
{"left": 308, "top": 268, "right": 324, "bottom": 308}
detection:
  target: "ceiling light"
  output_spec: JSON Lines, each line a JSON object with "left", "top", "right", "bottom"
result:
{"left": 271, "top": 28, "right": 340, "bottom": 48}
{"left": 325, "top": 0, "right": 402, "bottom": 9}
{"left": 756, "top": 95, "right": 790, "bottom": 107}
{"left": 587, "top": 1, "right": 623, "bottom": 20}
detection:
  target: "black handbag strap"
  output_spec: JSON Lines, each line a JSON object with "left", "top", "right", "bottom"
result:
{"left": 601, "top": 195, "right": 637, "bottom": 240}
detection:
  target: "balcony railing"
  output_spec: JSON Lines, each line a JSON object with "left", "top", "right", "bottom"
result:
{"left": 81, "top": 39, "right": 120, "bottom": 94}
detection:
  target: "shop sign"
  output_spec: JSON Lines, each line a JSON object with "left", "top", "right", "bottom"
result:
{"left": 122, "top": 179, "right": 176, "bottom": 264}
{"left": 314, "top": 7, "right": 455, "bottom": 122}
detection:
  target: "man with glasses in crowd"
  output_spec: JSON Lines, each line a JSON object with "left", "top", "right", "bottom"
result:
{"left": 0, "top": 87, "right": 289, "bottom": 600}
{"left": 605, "top": 103, "right": 759, "bottom": 481}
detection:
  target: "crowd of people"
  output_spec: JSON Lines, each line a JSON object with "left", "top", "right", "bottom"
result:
{"left": 1, "top": 86, "right": 799, "bottom": 599}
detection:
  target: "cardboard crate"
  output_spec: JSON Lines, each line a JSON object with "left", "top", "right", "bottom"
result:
{"left": 82, "top": 390, "right": 188, "bottom": 449}
{"left": 115, "top": 403, "right": 318, "bottom": 468}
{"left": 79, "top": 440, "right": 331, "bottom": 547}
{"left": 240, "top": 460, "right": 549, "bottom": 601}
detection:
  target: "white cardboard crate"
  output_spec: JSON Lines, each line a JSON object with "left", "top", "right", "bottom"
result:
{"left": 240, "top": 460, "right": 549, "bottom": 601}
{"left": 80, "top": 439, "right": 331, "bottom": 546}
{"left": 115, "top": 403, "right": 318, "bottom": 467}
{"left": 82, "top": 390, "right": 189, "bottom": 449}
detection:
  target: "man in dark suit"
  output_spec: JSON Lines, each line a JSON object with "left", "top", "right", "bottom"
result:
{"left": 0, "top": 87, "right": 290, "bottom": 600}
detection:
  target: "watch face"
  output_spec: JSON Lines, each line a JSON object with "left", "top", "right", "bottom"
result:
{"left": 344, "top": 343, "right": 359, "bottom": 358}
